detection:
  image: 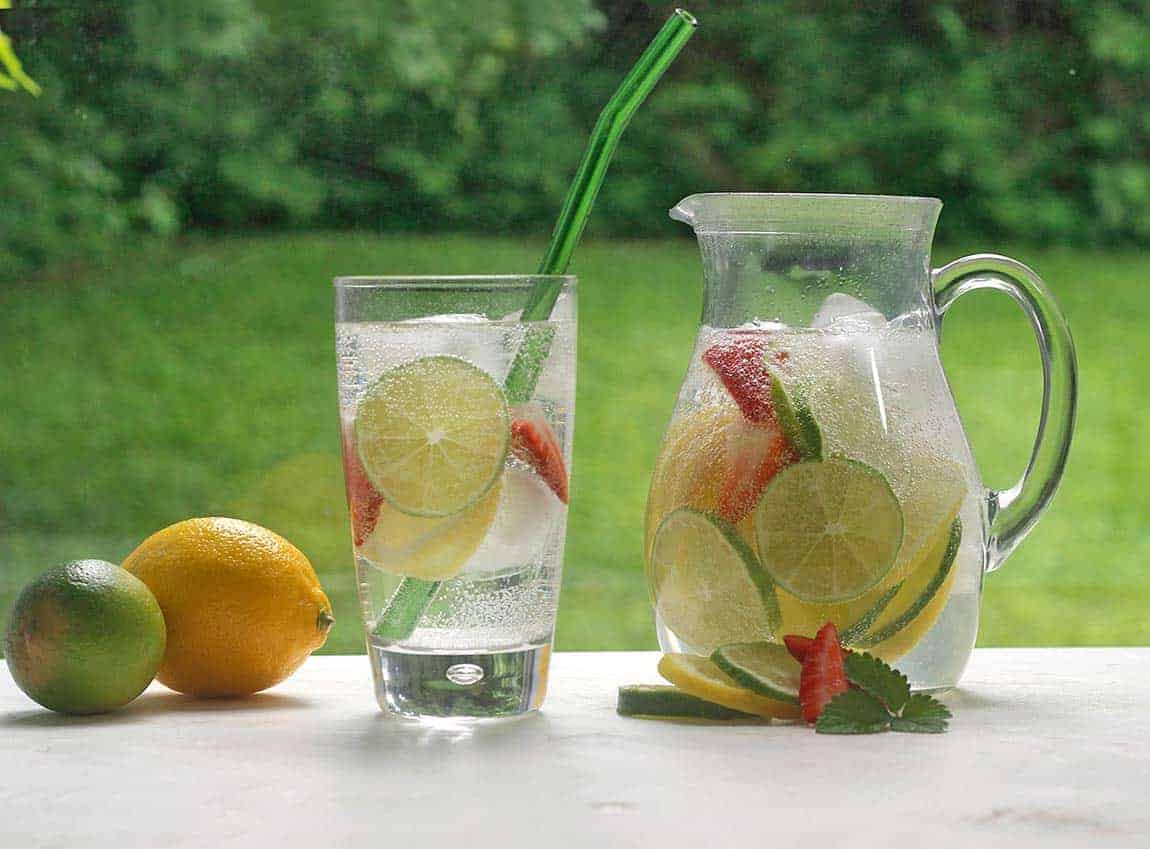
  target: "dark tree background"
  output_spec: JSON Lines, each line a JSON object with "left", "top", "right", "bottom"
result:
{"left": 2, "top": 0, "right": 1147, "bottom": 279}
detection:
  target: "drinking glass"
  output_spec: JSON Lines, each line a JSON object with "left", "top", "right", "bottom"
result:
{"left": 334, "top": 275, "right": 576, "bottom": 718}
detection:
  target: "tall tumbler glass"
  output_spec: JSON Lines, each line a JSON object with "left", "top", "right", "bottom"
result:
{"left": 334, "top": 276, "right": 576, "bottom": 719}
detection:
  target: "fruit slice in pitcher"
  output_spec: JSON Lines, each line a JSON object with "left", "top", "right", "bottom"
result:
{"left": 855, "top": 518, "right": 963, "bottom": 655}
{"left": 774, "top": 457, "right": 967, "bottom": 654}
{"left": 770, "top": 374, "right": 822, "bottom": 460}
{"left": 649, "top": 508, "right": 780, "bottom": 654}
{"left": 703, "top": 334, "right": 778, "bottom": 424}
{"left": 355, "top": 355, "right": 508, "bottom": 517}
{"left": 644, "top": 400, "right": 751, "bottom": 559}
{"left": 718, "top": 425, "right": 796, "bottom": 523}
{"left": 754, "top": 458, "right": 904, "bottom": 603}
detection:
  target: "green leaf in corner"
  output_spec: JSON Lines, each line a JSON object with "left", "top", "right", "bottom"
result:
{"left": 844, "top": 651, "right": 910, "bottom": 713}
{"left": 815, "top": 689, "right": 892, "bottom": 734}
{"left": 890, "top": 693, "right": 951, "bottom": 734}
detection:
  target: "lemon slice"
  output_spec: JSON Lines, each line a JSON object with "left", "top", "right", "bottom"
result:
{"left": 355, "top": 356, "right": 509, "bottom": 517}
{"left": 711, "top": 642, "right": 800, "bottom": 704}
{"left": 649, "top": 509, "right": 780, "bottom": 654}
{"left": 856, "top": 518, "right": 963, "bottom": 656}
{"left": 644, "top": 400, "right": 745, "bottom": 561}
{"left": 358, "top": 479, "right": 502, "bottom": 580}
{"left": 658, "top": 654, "right": 800, "bottom": 720}
{"left": 754, "top": 458, "right": 903, "bottom": 603}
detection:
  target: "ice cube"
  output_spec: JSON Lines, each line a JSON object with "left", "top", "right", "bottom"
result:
{"left": 811, "top": 293, "right": 886, "bottom": 330}
{"left": 398, "top": 313, "right": 508, "bottom": 378}
{"left": 462, "top": 467, "right": 563, "bottom": 575}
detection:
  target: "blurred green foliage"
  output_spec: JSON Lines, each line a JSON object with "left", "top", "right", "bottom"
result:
{"left": 2, "top": 0, "right": 1148, "bottom": 279}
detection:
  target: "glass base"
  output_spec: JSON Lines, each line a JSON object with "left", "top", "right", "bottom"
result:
{"left": 368, "top": 641, "right": 551, "bottom": 719}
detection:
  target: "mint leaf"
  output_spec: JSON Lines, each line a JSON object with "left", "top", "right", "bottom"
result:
{"left": 844, "top": 652, "right": 910, "bottom": 712}
{"left": 815, "top": 689, "right": 891, "bottom": 734}
{"left": 890, "top": 693, "right": 951, "bottom": 733}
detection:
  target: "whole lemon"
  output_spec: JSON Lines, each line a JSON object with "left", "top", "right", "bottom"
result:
{"left": 5, "top": 560, "right": 166, "bottom": 714}
{"left": 122, "top": 517, "right": 333, "bottom": 697}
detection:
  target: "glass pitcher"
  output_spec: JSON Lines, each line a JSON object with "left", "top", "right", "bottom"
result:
{"left": 645, "top": 193, "right": 1076, "bottom": 690}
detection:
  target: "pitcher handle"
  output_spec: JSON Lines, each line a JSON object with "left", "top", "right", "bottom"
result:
{"left": 932, "top": 253, "right": 1078, "bottom": 572}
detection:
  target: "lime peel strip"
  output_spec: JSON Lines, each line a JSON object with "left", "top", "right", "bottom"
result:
{"left": 854, "top": 518, "right": 963, "bottom": 649}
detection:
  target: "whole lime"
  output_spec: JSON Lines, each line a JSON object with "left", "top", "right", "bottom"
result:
{"left": 5, "top": 560, "right": 166, "bottom": 714}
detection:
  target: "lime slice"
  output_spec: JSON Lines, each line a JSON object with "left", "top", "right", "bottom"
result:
{"left": 649, "top": 508, "right": 780, "bottom": 654}
{"left": 839, "top": 581, "right": 905, "bottom": 645}
{"left": 355, "top": 356, "right": 509, "bottom": 517}
{"left": 856, "top": 518, "right": 962, "bottom": 651}
{"left": 658, "top": 654, "right": 800, "bottom": 720}
{"left": 754, "top": 458, "right": 903, "bottom": 603}
{"left": 617, "top": 685, "right": 755, "bottom": 721}
{"left": 770, "top": 375, "right": 822, "bottom": 460}
{"left": 772, "top": 456, "right": 966, "bottom": 647}
{"left": 711, "top": 642, "right": 800, "bottom": 704}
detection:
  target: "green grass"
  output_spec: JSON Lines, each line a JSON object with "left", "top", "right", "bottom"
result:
{"left": 1, "top": 233, "right": 1146, "bottom": 652}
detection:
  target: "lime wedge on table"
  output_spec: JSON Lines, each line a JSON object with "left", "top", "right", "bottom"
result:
{"left": 617, "top": 685, "right": 754, "bottom": 721}
{"left": 650, "top": 509, "right": 780, "bottom": 654}
{"left": 711, "top": 642, "right": 800, "bottom": 704}
{"left": 658, "top": 654, "right": 800, "bottom": 720}
{"left": 754, "top": 458, "right": 903, "bottom": 603}
{"left": 355, "top": 356, "right": 509, "bottom": 518}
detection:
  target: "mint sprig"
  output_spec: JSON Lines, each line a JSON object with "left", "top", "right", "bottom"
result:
{"left": 843, "top": 652, "right": 909, "bottom": 712}
{"left": 815, "top": 651, "right": 950, "bottom": 734}
{"left": 890, "top": 693, "right": 952, "bottom": 733}
{"left": 815, "top": 689, "right": 891, "bottom": 734}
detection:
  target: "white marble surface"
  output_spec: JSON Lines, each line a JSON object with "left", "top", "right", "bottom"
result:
{"left": 3, "top": 649, "right": 1148, "bottom": 849}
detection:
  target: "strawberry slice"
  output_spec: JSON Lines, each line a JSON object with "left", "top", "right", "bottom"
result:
{"left": 703, "top": 334, "right": 778, "bottom": 424}
{"left": 784, "top": 634, "right": 815, "bottom": 663}
{"left": 799, "top": 622, "right": 850, "bottom": 723}
{"left": 510, "top": 409, "right": 569, "bottom": 504}
{"left": 718, "top": 423, "right": 796, "bottom": 523}
{"left": 341, "top": 422, "right": 384, "bottom": 546}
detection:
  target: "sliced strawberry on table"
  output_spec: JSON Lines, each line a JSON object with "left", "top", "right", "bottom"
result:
{"left": 784, "top": 634, "right": 815, "bottom": 664}
{"left": 341, "top": 422, "right": 384, "bottom": 546}
{"left": 717, "top": 421, "right": 796, "bottom": 523}
{"left": 799, "top": 622, "right": 850, "bottom": 723}
{"left": 785, "top": 632, "right": 852, "bottom": 663}
{"left": 703, "top": 333, "right": 778, "bottom": 424}
{"left": 510, "top": 407, "right": 569, "bottom": 504}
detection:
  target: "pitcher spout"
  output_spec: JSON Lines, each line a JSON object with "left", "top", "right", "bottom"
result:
{"left": 669, "top": 194, "right": 707, "bottom": 227}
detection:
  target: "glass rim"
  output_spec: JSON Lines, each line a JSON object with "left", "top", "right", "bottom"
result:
{"left": 333, "top": 274, "right": 576, "bottom": 289}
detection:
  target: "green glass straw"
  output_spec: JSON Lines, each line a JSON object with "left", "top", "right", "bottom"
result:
{"left": 376, "top": 9, "right": 699, "bottom": 643}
